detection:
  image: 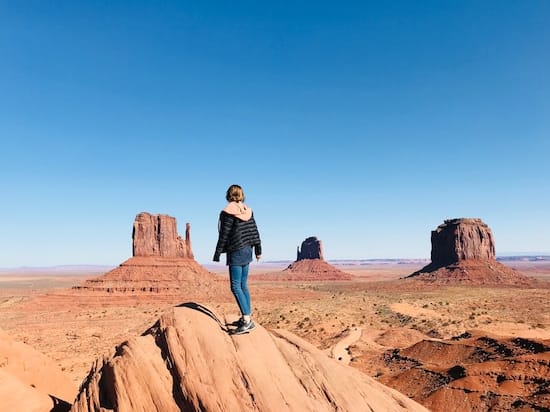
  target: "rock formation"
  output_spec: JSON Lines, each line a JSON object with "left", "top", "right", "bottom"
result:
{"left": 0, "top": 327, "right": 76, "bottom": 412}
{"left": 252, "top": 236, "right": 352, "bottom": 281}
{"left": 430, "top": 218, "right": 495, "bottom": 267}
{"left": 407, "top": 218, "right": 531, "bottom": 285}
{"left": 73, "top": 212, "right": 221, "bottom": 296}
{"left": 297, "top": 236, "right": 324, "bottom": 260}
{"left": 133, "top": 212, "right": 193, "bottom": 259}
{"left": 374, "top": 331, "right": 550, "bottom": 411}
{"left": 71, "top": 304, "right": 428, "bottom": 412}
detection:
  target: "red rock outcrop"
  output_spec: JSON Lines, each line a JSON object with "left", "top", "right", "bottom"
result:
{"left": 0, "top": 327, "right": 76, "bottom": 412}
{"left": 408, "top": 218, "right": 531, "bottom": 285}
{"left": 71, "top": 304, "right": 428, "bottom": 412}
{"left": 297, "top": 236, "right": 324, "bottom": 260}
{"left": 133, "top": 212, "right": 193, "bottom": 258}
{"left": 374, "top": 331, "right": 550, "bottom": 411}
{"left": 73, "top": 213, "right": 221, "bottom": 296}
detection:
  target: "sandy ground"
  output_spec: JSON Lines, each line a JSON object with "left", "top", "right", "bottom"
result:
{"left": 1, "top": 261, "right": 549, "bottom": 395}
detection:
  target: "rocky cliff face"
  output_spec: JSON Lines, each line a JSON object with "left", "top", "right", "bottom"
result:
{"left": 431, "top": 218, "right": 495, "bottom": 267}
{"left": 408, "top": 218, "right": 530, "bottom": 285}
{"left": 133, "top": 212, "right": 193, "bottom": 259}
{"left": 297, "top": 236, "right": 324, "bottom": 260}
{"left": 71, "top": 305, "right": 428, "bottom": 412}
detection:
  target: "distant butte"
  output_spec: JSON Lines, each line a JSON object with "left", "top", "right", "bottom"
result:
{"left": 73, "top": 212, "right": 220, "bottom": 296}
{"left": 296, "top": 236, "right": 324, "bottom": 260}
{"left": 253, "top": 236, "right": 352, "bottom": 281}
{"left": 132, "top": 212, "right": 193, "bottom": 259}
{"left": 407, "top": 218, "right": 531, "bottom": 286}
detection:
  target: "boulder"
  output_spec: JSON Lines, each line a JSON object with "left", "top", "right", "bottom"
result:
{"left": 71, "top": 304, "right": 428, "bottom": 412}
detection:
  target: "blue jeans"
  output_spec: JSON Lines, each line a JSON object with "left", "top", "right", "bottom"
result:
{"left": 229, "top": 264, "right": 251, "bottom": 316}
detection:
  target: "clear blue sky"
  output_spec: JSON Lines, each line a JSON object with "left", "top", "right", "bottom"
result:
{"left": 1, "top": 1, "right": 548, "bottom": 266}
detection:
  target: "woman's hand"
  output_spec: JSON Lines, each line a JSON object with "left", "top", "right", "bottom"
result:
{"left": 256, "top": 255, "right": 261, "bottom": 262}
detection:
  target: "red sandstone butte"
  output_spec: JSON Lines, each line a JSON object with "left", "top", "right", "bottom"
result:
{"left": 252, "top": 236, "right": 352, "bottom": 281}
{"left": 407, "top": 218, "right": 531, "bottom": 285}
{"left": 133, "top": 212, "right": 193, "bottom": 259}
{"left": 73, "top": 212, "right": 220, "bottom": 296}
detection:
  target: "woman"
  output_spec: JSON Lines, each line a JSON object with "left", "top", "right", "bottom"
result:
{"left": 213, "top": 184, "right": 262, "bottom": 334}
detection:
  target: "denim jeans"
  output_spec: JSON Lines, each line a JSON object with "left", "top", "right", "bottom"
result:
{"left": 229, "top": 264, "right": 251, "bottom": 316}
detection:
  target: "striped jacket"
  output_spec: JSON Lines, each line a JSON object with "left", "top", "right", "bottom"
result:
{"left": 213, "top": 211, "right": 262, "bottom": 262}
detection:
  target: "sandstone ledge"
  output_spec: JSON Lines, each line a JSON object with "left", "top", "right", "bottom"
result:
{"left": 71, "top": 304, "right": 428, "bottom": 412}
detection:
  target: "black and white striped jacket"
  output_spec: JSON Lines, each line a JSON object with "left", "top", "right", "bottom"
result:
{"left": 213, "top": 211, "right": 262, "bottom": 262}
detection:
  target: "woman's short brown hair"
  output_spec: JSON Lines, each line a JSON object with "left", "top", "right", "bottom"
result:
{"left": 226, "top": 184, "right": 245, "bottom": 202}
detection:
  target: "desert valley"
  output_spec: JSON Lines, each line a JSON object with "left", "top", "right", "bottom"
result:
{"left": 1, "top": 213, "right": 549, "bottom": 412}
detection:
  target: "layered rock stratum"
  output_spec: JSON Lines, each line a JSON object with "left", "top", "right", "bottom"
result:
{"left": 408, "top": 218, "right": 531, "bottom": 285}
{"left": 71, "top": 304, "right": 428, "bottom": 412}
{"left": 73, "top": 212, "right": 220, "bottom": 295}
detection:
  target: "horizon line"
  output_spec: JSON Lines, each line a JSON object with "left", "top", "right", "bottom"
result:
{"left": 2, "top": 253, "right": 550, "bottom": 270}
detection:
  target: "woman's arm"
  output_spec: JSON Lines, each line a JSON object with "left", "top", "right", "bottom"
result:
{"left": 213, "top": 212, "right": 234, "bottom": 261}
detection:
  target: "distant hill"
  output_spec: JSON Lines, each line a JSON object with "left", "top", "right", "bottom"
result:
{"left": 2, "top": 256, "right": 549, "bottom": 274}
{"left": 0, "top": 265, "right": 114, "bottom": 275}
{"left": 497, "top": 255, "right": 550, "bottom": 262}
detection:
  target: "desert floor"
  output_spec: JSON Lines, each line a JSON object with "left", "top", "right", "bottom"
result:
{"left": 1, "top": 260, "right": 549, "bottom": 391}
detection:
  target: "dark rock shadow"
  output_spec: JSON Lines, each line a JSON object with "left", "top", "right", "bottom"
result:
{"left": 49, "top": 395, "right": 71, "bottom": 412}
{"left": 406, "top": 262, "right": 441, "bottom": 278}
